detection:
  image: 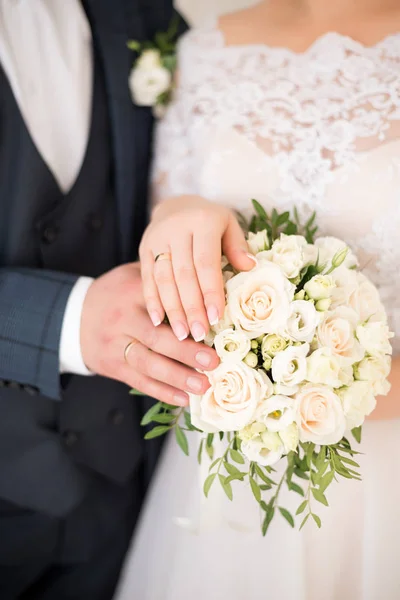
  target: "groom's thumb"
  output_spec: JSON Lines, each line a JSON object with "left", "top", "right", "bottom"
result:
{"left": 222, "top": 216, "right": 257, "bottom": 272}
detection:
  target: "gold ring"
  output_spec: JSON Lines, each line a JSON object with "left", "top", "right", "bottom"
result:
{"left": 154, "top": 252, "right": 172, "bottom": 263}
{"left": 124, "top": 338, "right": 140, "bottom": 363}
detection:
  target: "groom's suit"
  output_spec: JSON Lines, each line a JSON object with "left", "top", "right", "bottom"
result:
{"left": 0, "top": 1, "right": 185, "bottom": 598}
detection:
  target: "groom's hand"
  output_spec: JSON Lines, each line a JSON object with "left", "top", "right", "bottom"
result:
{"left": 80, "top": 263, "right": 219, "bottom": 406}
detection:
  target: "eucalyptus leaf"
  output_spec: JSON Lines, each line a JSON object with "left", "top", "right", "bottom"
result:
{"left": 224, "top": 462, "right": 244, "bottom": 478}
{"left": 175, "top": 425, "right": 189, "bottom": 456}
{"left": 197, "top": 439, "right": 204, "bottom": 465}
{"left": 312, "top": 513, "right": 322, "bottom": 528}
{"left": 203, "top": 474, "right": 216, "bottom": 498}
{"left": 140, "top": 402, "right": 162, "bottom": 426}
{"left": 311, "top": 488, "right": 329, "bottom": 507}
{"left": 151, "top": 413, "right": 175, "bottom": 424}
{"left": 289, "top": 482, "right": 305, "bottom": 497}
{"left": 230, "top": 449, "right": 245, "bottom": 464}
{"left": 249, "top": 477, "right": 262, "bottom": 503}
{"left": 319, "top": 470, "right": 335, "bottom": 494}
{"left": 262, "top": 506, "right": 275, "bottom": 536}
{"left": 279, "top": 507, "right": 295, "bottom": 528}
{"left": 299, "top": 513, "right": 310, "bottom": 531}
{"left": 296, "top": 500, "right": 308, "bottom": 516}
{"left": 218, "top": 474, "right": 233, "bottom": 501}
{"left": 144, "top": 425, "right": 171, "bottom": 440}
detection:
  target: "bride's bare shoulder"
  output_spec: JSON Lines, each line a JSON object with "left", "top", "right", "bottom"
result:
{"left": 218, "top": 4, "right": 280, "bottom": 46}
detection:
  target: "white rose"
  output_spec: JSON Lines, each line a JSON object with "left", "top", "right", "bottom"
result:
{"left": 296, "top": 383, "right": 346, "bottom": 445}
{"left": 272, "top": 343, "right": 309, "bottom": 395}
{"left": 284, "top": 300, "right": 320, "bottom": 343}
{"left": 279, "top": 423, "right": 299, "bottom": 453}
{"left": 338, "top": 381, "right": 377, "bottom": 429}
{"left": 256, "top": 395, "right": 296, "bottom": 432}
{"left": 331, "top": 268, "right": 386, "bottom": 323}
{"left": 190, "top": 363, "right": 268, "bottom": 432}
{"left": 136, "top": 49, "right": 162, "bottom": 70}
{"left": 317, "top": 306, "right": 364, "bottom": 365}
{"left": 226, "top": 262, "right": 294, "bottom": 339}
{"left": 267, "top": 234, "right": 308, "bottom": 279}
{"left": 240, "top": 430, "right": 284, "bottom": 467}
{"left": 247, "top": 230, "right": 269, "bottom": 255}
{"left": 214, "top": 328, "right": 251, "bottom": 363}
{"left": 306, "top": 348, "right": 353, "bottom": 389}
{"left": 261, "top": 334, "right": 288, "bottom": 359}
{"left": 356, "top": 321, "right": 393, "bottom": 356}
{"left": 129, "top": 65, "right": 171, "bottom": 107}
{"left": 315, "top": 237, "right": 358, "bottom": 271}
{"left": 354, "top": 354, "right": 392, "bottom": 396}
{"left": 304, "top": 274, "right": 336, "bottom": 301}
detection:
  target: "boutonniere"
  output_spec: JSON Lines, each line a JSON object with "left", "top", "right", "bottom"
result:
{"left": 128, "top": 17, "right": 179, "bottom": 118}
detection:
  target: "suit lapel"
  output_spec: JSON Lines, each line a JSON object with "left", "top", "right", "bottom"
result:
{"left": 84, "top": 0, "right": 147, "bottom": 261}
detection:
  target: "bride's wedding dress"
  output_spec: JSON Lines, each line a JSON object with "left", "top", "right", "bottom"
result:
{"left": 115, "top": 19, "right": 400, "bottom": 600}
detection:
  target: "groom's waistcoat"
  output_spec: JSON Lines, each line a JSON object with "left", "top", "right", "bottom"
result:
{"left": 0, "top": 0, "right": 174, "bottom": 548}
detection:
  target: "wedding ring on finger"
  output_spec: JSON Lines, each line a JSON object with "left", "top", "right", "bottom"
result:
{"left": 154, "top": 252, "right": 172, "bottom": 264}
{"left": 124, "top": 338, "right": 140, "bottom": 364}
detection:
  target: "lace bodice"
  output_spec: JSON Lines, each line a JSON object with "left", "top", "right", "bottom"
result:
{"left": 153, "top": 19, "right": 400, "bottom": 351}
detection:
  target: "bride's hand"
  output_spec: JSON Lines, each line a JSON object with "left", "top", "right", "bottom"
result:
{"left": 139, "top": 195, "right": 256, "bottom": 341}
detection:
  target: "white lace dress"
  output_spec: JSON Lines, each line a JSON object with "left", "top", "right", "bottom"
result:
{"left": 115, "top": 20, "right": 400, "bottom": 600}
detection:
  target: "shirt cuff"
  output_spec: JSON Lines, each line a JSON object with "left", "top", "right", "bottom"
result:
{"left": 59, "top": 276, "right": 94, "bottom": 375}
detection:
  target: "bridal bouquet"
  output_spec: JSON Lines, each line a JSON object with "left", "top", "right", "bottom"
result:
{"left": 140, "top": 202, "right": 393, "bottom": 534}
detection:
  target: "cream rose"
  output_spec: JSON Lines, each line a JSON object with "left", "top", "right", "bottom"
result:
{"left": 190, "top": 363, "right": 268, "bottom": 432}
{"left": 317, "top": 306, "right": 364, "bottom": 365}
{"left": 256, "top": 395, "right": 296, "bottom": 432}
{"left": 247, "top": 230, "right": 269, "bottom": 255}
{"left": 226, "top": 262, "right": 294, "bottom": 339}
{"left": 304, "top": 274, "right": 336, "bottom": 301}
{"left": 331, "top": 269, "right": 386, "bottom": 323}
{"left": 267, "top": 234, "right": 308, "bottom": 279}
{"left": 129, "top": 62, "right": 171, "bottom": 107}
{"left": 240, "top": 429, "right": 284, "bottom": 467}
{"left": 354, "top": 354, "right": 392, "bottom": 396}
{"left": 271, "top": 343, "right": 309, "bottom": 395}
{"left": 315, "top": 237, "right": 358, "bottom": 271}
{"left": 306, "top": 348, "right": 353, "bottom": 389}
{"left": 295, "top": 384, "right": 346, "bottom": 445}
{"left": 136, "top": 49, "right": 162, "bottom": 70}
{"left": 279, "top": 423, "right": 299, "bottom": 453}
{"left": 338, "top": 381, "right": 377, "bottom": 429}
{"left": 214, "top": 328, "right": 251, "bottom": 363}
{"left": 356, "top": 321, "right": 393, "bottom": 356}
{"left": 261, "top": 334, "right": 289, "bottom": 359}
{"left": 284, "top": 300, "right": 320, "bottom": 343}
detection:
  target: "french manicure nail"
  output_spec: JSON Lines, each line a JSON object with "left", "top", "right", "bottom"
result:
{"left": 196, "top": 351, "right": 212, "bottom": 368}
{"left": 187, "top": 376, "right": 203, "bottom": 393}
{"left": 246, "top": 252, "right": 258, "bottom": 265}
{"left": 172, "top": 322, "right": 188, "bottom": 341}
{"left": 191, "top": 322, "right": 206, "bottom": 342}
{"left": 150, "top": 311, "right": 162, "bottom": 327}
{"left": 173, "top": 392, "right": 189, "bottom": 406}
{"left": 207, "top": 305, "right": 219, "bottom": 326}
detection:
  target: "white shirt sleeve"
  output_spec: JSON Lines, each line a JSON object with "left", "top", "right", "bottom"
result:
{"left": 59, "top": 277, "right": 94, "bottom": 375}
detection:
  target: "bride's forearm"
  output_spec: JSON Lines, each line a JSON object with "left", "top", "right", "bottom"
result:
{"left": 367, "top": 355, "right": 400, "bottom": 421}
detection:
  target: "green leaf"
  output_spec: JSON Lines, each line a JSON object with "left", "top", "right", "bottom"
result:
{"left": 311, "top": 488, "right": 329, "bottom": 507}
{"left": 254, "top": 464, "right": 276, "bottom": 486}
{"left": 151, "top": 413, "right": 176, "bottom": 424}
{"left": 279, "top": 507, "right": 295, "bottom": 528}
{"left": 312, "top": 513, "right": 322, "bottom": 528}
{"left": 289, "top": 482, "right": 305, "bottom": 496}
{"left": 276, "top": 211, "right": 290, "bottom": 226}
{"left": 129, "top": 388, "right": 146, "bottom": 396}
{"left": 209, "top": 458, "right": 221, "bottom": 471}
{"left": 206, "top": 433, "right": 214, "bottom": 447}
{"left": 340, "top": 455, "right": 361, "bottom": 468}
{"left": 140, "top": 402, "right": 162, "bottom": 426}
{"left": 224, "top": 462, "right": 244, "bottom": 479}
{"left": 352, "top": 425, "right": 363, "bottom": 444}
{"left": 218, "top": 474, "right": 233, "bottom": 501}
{"left": 206, "top": 444, "right": 214, "bottom": 461}
{"left": 294, "top": 468, "right": 309, "bottom": 481}
{"left": 175, "top": 425, "right": 189, "bottom": 456}
{"left": 230, "top": 449, "right": 245, "bottom": 464}
{"left": 203, "top": 474, "right": 216, "bottom": 497}
{"left": 127, "top": 40, "right": 141, "bottom": 52}
{"left": 144, "top": 425, "right": 171, "bottom": 440}
{"left": 252, "top": 199, "right": 268, "bottom": 221}
{"left": 262, "top": 506, "right": 275, "bottom": 536}
{"left": 284, "top": 221, "right": 298, "bottom": 235}
{"left": 305, "top": 443, "right": 315, "bottom": 469}
{"left": 296, "top": 500, "right": 308, "bottom": 516}
{"left": 299, "top": 513, "right": 310, "bottom": 530}
{"left": 319, "top": 470, "right": 335, "bottom": 494}
{"left": 314, "top": 446, "right": 326, "bottom": 470}
{"left": 249, "top": 477, "right": 262, "bottom": 503}
{"left": 197, "top": 439, "right": 204, "bottom": 465}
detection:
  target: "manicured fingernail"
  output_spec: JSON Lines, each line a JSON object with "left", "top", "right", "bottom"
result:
{"left": 191, "top": 322, "right": 206, "bottom": 342}
{"left": 187, "top": 376, "right": 203, "bottom": 393}
{"left": 246, "top": 252, "right": 258, "bottom": 265}
{"left": 196, "top": 351, "right": 212, "bottom": 368}
{"left": 173, "top": 392, "right": 189, "bottom": 406}
{"left": 172, "top": 322, "right": 188, "bottom": 341}
{"left": 207, "top": 305, "right": 219, "bottom": 326}
{"left": 150, "top": 311, "right": 162, "bottom": 327}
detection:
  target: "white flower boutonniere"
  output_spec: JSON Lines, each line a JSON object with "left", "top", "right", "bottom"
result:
{"left": 127, "top": 18, "right": 178, "bottom": 118}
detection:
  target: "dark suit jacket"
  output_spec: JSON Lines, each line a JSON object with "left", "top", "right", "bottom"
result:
{"left": 0, "top": 0, "right": 186, "bottom": 524}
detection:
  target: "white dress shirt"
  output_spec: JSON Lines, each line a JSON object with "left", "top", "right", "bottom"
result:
{"left": 0, "top": 0, "right": 95, "bottom": 375}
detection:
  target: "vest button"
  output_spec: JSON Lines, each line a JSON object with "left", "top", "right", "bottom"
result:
{"left": 87, "top": 214, "right": 103, "bottom": 232}
{"left": 42, "top": 225, "right": 58, "bottom": 244}
{"left": 108, "top": 408, "right": 125, "bottom": 426}
{"left": 62, "top": 431, "right": 80, "bottom": 447}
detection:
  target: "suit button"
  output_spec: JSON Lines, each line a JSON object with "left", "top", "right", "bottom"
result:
{"left": 63, "top": 431, "right": 80, "bottom": 447}
{"left": 42, "top": 225, "right": 58, "bottom": 244}
{"left": 108, "top": 408, "right": 125, "bottom": 426}
{"left": 87, "top": 213, "right": 103, "bottom": 232}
